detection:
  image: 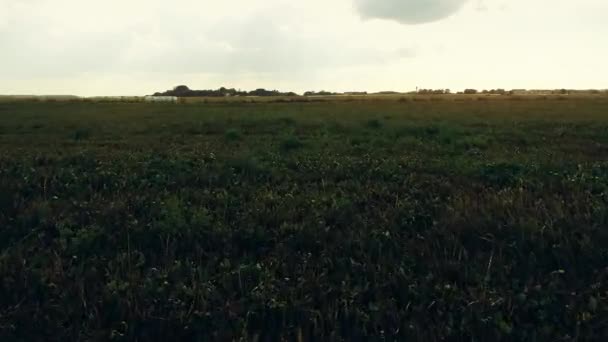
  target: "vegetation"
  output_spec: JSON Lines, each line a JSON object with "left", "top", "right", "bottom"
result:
{"left": 416, "top": 89, "right": 451, "bottom": 95}
{"left": 1, "top": 98, "right": 608, "bottom": 340}
{"left": 154, "top": 85, "right": 299, "bottom": 97}
{"left": 303, "top": 90, "right": 341, "bottom": 96}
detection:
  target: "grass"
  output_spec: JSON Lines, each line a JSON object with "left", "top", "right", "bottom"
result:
{"left": 1, "top": 98, "right": 608, "bottom": 340}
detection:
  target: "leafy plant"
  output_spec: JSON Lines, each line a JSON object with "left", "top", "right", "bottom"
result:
{"left": 71, "top": 127, "right": 92, "bottom": 141}
{"left": 279, "top": 135, "right": 304, "bottom": 152}
{"left": 365, "top": 119, "right": 382, "bottom": 129}
{"left": 225, "top": 128, "right": 242, "bottom": 141}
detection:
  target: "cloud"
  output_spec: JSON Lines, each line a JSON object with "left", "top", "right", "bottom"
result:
{"left": 354, "top": 0, "right": 469, "bottom": 24}
{"left": 4, "top": 0, "right": 606, "bottom": 96}
{"left": 0, "top": 0, "right": 414, "bottom": 80}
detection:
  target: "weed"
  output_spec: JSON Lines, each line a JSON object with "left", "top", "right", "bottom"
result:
{"left": 365, "top": 119, "right": 382, "bottom": 129}
{"left": 226, "top": 156, "right": 266, "bottom": 178}
{"left": 71, "top": 127, "right": 92, "bottom": 141}
{"left": 280, "top": 135, "right": 304, "bottom": 152}
{"left": 225, "top": 128, "right": 242, "bottom": 141}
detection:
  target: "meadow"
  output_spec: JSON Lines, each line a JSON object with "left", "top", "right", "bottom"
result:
{"left": 1, "top": 97, "right": 608, "bottom": 340}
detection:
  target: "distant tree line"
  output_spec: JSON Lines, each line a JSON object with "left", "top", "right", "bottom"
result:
{"left": 459, "top": 89, "right": 593, "bottom": 95}
{"left": 153, "top": 85, "right": 608, "bottom": 98}
{"left": 376, "top": 91, "right": 400, "bottom": 95}
{"left": 481, "top": 89, "right": 507, "bottom": 95}
{"left": 154, "top": 85, "right": 298, "bottom": 97}
{"left": 417, "top": 89, "right": 451, "bottom": 95}
{"left": 303, "top": 90, "right": 340, "bottom": 96}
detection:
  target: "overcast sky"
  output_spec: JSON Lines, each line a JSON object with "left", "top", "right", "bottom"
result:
{"left": 1, "top": 0, "right": 607, "bottom": 96}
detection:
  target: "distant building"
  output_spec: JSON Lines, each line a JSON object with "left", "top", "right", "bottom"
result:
{"left": 88, "top": 96, "right": 142, "bottom": 102}
{"left": 145, "top": 96, "right": 178, "bottom": 103}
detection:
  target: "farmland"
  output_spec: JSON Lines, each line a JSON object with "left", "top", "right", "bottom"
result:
{"left": 1, "top": 97, "right": 608, "bottom": 340}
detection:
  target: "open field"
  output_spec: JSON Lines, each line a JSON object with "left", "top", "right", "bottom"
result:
{"left": 1, "top": 98, "right": 608, "bottom": 340}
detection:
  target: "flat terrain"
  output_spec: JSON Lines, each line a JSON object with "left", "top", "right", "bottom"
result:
{"left": 1, "top": 98, "right": 608, "bottom": 340}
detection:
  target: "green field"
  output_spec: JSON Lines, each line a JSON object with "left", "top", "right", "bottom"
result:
{"left": 1, "top": 98, "right": 608, "bottom": 340}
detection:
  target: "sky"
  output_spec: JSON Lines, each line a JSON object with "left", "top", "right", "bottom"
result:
{"left": 1, "top": 0, "right": 607, "bottom": 96}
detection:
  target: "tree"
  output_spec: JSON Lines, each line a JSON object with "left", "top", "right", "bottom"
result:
{"left": 173, "top": 85, "right": 190, "bottom": 93}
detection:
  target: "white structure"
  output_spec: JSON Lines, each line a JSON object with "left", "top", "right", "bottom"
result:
{"left": 144, "top": 96, "right": 178, "bottom": 103}
{"left": 88, "top": 96, "right": 142, "bottom": 102}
